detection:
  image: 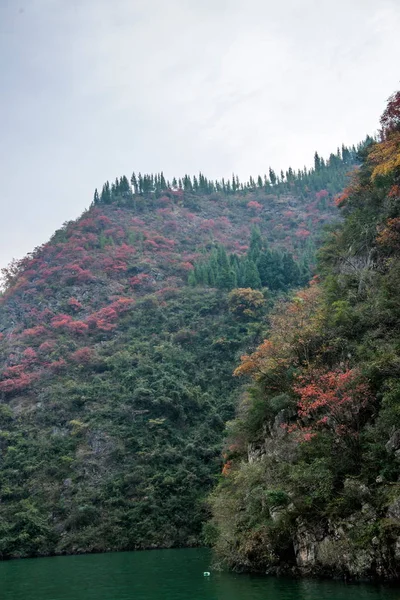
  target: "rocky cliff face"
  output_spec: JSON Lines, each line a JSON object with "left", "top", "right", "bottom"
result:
{"left": 245, "top": 422, "right": 400, "bottom": 581}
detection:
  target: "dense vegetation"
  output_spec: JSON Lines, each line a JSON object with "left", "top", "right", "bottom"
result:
{"left": 0, "top": 141, "right": 358, "bottom": 559}
{"left": 209, "top": 91, "right": 400, "bottom": 580}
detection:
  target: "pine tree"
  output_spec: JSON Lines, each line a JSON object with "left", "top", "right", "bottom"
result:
{"left": 282, "top": 253, "right": 301, "bottom": 288}
{"left": 120, "top": 175, "right": 131, "bottom": 195}
{"left": 269, "top": 168, "right": 277, "bottom": 186}
{"left": 248, "top": 227, "right": 262, "bottom": 262}
{"left": 257, "top": 249, "right": 284, "bottom": 290}
{"left": 100, "top": 182, "right": 111, "bottom": 204}
{"left": 160, "top": 172, "right": 166, "bottom": 190}
{"left": 188, "top": 271, "right": 197, "bottom": 286}
{"left": 131, "top": 172, "right": 138, "bottom": 194}
{"left": 243, "top": 259, "right": 261, "bottom": 289}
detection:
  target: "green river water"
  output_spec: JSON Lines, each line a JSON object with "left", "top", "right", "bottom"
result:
{"left": 0, "top": 548, "right": 399, "bottom": 600}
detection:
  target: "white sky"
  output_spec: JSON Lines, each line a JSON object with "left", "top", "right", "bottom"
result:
{"left": 0, "top": 0, "right": 399, "bottom": 268}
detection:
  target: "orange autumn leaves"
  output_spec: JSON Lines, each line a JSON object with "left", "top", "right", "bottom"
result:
{"left": 290, "top": 367, "right": 372, "bottom": 440}
{"left": 234, "top": 283, "right": 323, "bottom": 382}
{"left": 234, "top": 284, "right": 372, "bottom": 441}
{"left": 368, "top": 131, "right": 400, "bottom": 182}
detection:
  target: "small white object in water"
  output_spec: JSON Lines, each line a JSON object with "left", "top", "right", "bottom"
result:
{"left": 203, "top": 571, "right": 211, "bottom": 576}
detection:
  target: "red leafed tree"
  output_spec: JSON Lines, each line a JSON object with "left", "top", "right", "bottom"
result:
{"left": 0, "top": 372, "right": 39, "bottom": 394}
{"left": 247, "top": 200, "right": 262, "bottom": 212}
{"left": 3, "top": 364, "right": 24, "bottom": 378}
{"left": 315, "top": 189, "right": 329, "bottom": 201}
{"left": 180, "top": 262, "right": 194, "bottom": 271}
{"left": 39, "top": 340, "right": 56, "bottom": 353}
{"left": 87, "top": 306, "right": 118, "bottom": 331}
{"left": 23, "top": 347, "right": 37, "bottom": 362}
{"left": 130, "top": 273, "right": 151, "bottom": 288}
{"left": 70, "top": 347, "right": 94, "bottom": 363}
{"left": 68, "top": 297, "right": 83, "bottom": 311}
{"left": 51, "top": 314, "right": 73, "bottom": 329}
{"left": 21, "top": 325, "right": 47, "bottom": 338}
{"left": 380, "top": 90, "right": 400, "bottom": 137}
{"left": 295, "top": 228, "right": 311, "bottom": 239}
{"left": 376, "top": 217, "right": 400, "bottom": 253}
{"left": 66, "top": 320, "right": 89, "bottom": 335}
{"left": 48, "top": 359, "right": 67, "bottom": 373}
{"left": 221, "top": 460, "right": 232, "bottom": 476}
{"left": 293, "top": 368, "right": 372, "bottom": 437}
{"left": 110, "top": 297, "right": 134, "bottom": 313}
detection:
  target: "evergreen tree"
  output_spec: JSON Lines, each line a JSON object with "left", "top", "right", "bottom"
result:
{"left": 243, "top": 259, "right": 261, "bottom": 289}
{"left": 257, "top": 250, "right": 284, "bottom": 290}
{"left": 248, "top": 227, "right": 263, "bottom": 262}
{"left": 120, "top": 175, "right": 131, "bottom": 196}
{"left": 188, "top": 271, "right": 197, "bottom": 286}
{"left": 160, "top": 172, "right": 166, "bottom": 190}
{"left": 100, "top": 182, "right": 111, "bottom": 204}
{"left": 282, "top": 252, "right": 301, "bottom": 288}
{"left": 131, "top": 172, "right": 138, "bottom": 194}
{"left": 269, "top": 168, "right": 277, "bottom": 186}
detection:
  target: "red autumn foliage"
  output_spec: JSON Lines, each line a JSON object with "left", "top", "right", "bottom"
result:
{"left": 380, "top": 90, "right": 400, "bottom": 137}
{"left": 39, "top": 340, "right": 56, "bottom": 353}
{"left": 0, "top": 372, "right": 39, "bottom": 393}
{"left": 199, "top": 219, "right": 216, "bottom": 231}
{"left": 295, "top": 228, "right": 311, "bottom": 239}
{"left": 66, "top": 321, "right": 89, "bottom": 335}
{"left": 97, "top": 215, "right": 112, "bottom": 228}
{"left": 70, "top": 347, "right": 94, "bottom": 363}
{"left": 130, "top": 273, "right": 151, "bottom": 288}
{"left": 3, "top": 364, "right": 24, "bottom": 378}
{"left": 388, "top": 185, "right": 400, "bottom": 198}
{"left": 144, "top": 239, "right": 159, "bottom": 249}
{"left": 51, "top": 314, "right": 73, "bottom": 329}
{"left": 221, "top": 460, "right": 232, "bottom": 476}
{"left": 293, "top": 367, "right": 372, "bottom": 437}
{"left": 110, "top": 297, "right": 134, "bottom": 313}
{"left": 87, "top": 307, "right": 118, "bottom": 331}
{"left": 247, "top": 200, "right": 262, "bottom": 211}
{"left": 48, "top": 359, "right": 67, "bottom": 372}
{"left": 315, "top": 189, "right": 329, "bottom": 201}
{"left": 21, "top": 326, "right": 47, "bottom": 338}
{"left": 376, "top": 217, "right": 400, "bottom": 252}
{"left": 131, "top": 217, "right": 145, "bottom": 226}
{"left": 68, "top": 297, "right": 83, "bottom": 311}
{"left": 180, "top": 262, "right": 194, "bottom": 271}
{"left": 23, "top": 347, "right": 37, "bottom": 362}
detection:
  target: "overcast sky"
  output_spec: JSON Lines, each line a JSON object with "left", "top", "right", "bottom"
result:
{"left": 0, "top": 0, "right": 399, "bottom": 269}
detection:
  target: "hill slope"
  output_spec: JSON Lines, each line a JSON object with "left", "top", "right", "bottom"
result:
{"left": 209, "top": 92, "right": 400, "bottom": 581}
{"left": 0, "top": 149, "right": 357, "bottom": 558}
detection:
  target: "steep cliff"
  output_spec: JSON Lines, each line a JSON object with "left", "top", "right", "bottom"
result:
{"left": 209, "top": 92, "right": 400, "bottom": 581}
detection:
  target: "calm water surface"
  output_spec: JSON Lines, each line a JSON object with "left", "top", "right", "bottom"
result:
{"left": 0, "top": 548, "right": 398, "bottom": 600}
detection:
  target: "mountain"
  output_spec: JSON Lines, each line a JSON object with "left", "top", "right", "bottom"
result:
{"left": 209, "top": 92, "right": 400, "bottom": 581}
{"left": 0, "top": 147, "right": 359, "bottom": 558}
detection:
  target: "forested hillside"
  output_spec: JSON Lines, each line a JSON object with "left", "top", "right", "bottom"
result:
{"left": 209, "top": 92, "right": 400, "bottom": 580}
{"left": 0, "top": 145, "right": 358, "bottom": 558}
